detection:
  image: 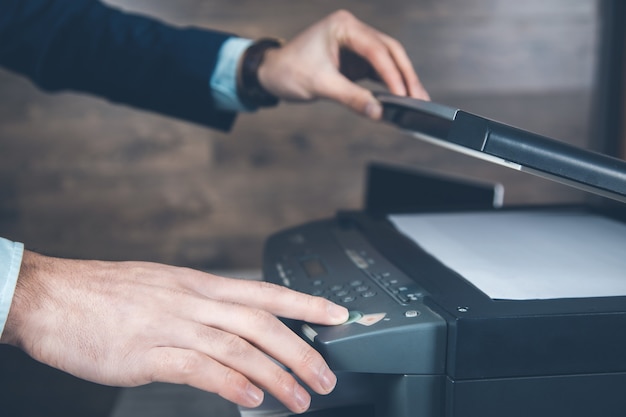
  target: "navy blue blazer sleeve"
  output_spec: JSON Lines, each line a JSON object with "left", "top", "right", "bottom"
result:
{"left": 0, "top": 0, "right": 237, "bottom": 130}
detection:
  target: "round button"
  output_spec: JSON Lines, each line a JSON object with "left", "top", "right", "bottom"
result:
{"left": 404, "top": 310, "right": 420, "bottom": 318}
{"left": 344, "top": 310, "right": 363, "bottom": 324}
{"left": 362, "top": 291, "right": 377, "bottom": 298}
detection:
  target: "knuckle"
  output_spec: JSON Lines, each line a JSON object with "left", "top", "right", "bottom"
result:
{"left": 247, "top": 306, "right": 275, "bottom": 326}
{"left": 301, "top": 293, "right": 329, "bottom": 315}
{"left": 257, "top": 280, "right": 283, "bottom": 294}
{"left": 330, "top": 9, "right": 355, "bottom": 24}
{"left": 298, "top": 345, "right": 322, "bottom": 369}
{"left": 255, "top": 281, "right": 290, "bottom": 300}
{"left": 292, "top": 346, "right": 327, "bottom": 384}
{"left": 219, "top": 368, "right": 250, "bottom": 398}
{"left": 250, "top": 308, "right": 284, "bottom": 336}
{"left": 310, "top": 294, "right": 330, "bottom": 310}
{"left": 147, "top": 349, "right": 203, "bottom": 384}
{"left": 176, "top": 350, "right": 203, "bottom": 378}
{"left": 221, "top": 333, "right": 251, "bottom": 359}
{"left": 384, "top": 35, "right": 402, "bottom": 49}
{"left": 271, "top": 367, "right": 299, "bottom": 395}
{"left": 365, "top": 47, "right": 388, "bottom": 65}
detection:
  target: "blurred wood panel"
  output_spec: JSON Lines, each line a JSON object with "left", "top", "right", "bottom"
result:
{"left": 0, "top": 0, "right": 599, "bottom": 268}
{"left": 106, "top": 0, "right": 597, "bottom": 94}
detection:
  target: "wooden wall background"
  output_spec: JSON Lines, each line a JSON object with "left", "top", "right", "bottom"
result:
{"left": 0, "top": 0, "right": 600, "bottom": 269}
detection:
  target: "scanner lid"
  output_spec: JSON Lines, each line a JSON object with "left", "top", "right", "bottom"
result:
{"left": 377, "top": 93, "right": 626, "bottom": 203}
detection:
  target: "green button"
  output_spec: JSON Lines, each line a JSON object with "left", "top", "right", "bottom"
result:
{"left": 344, "top": 310, "right": 363, "bottom": 324}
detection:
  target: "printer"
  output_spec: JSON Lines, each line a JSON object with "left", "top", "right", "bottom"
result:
{"left": 253, "top": 95, "right": 626, "bottom": 417}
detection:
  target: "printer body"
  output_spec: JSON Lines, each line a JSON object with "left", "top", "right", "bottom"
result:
{"left": 261, "top": 163, "right": 626, "bottom": 417}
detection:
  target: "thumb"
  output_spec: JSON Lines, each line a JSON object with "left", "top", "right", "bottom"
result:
{"left": 318, "top": 73, "right": 383, "bottom": 120}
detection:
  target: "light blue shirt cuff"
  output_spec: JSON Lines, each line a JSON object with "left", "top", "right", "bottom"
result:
{"left": 0, "top": 237, "right": 24, "bottom": 338}
{"left": 210, "top": 37, "right": 254, "bottom": 112}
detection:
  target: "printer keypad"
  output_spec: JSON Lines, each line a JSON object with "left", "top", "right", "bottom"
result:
{"left": 366, "top": 271, "right": 423, "bottom": 305}
{"left": 292, "top": 244, "right": 426, "bottom": 306}
{"left": 303, "top": 269, "right": 422, "bottom": 306}
{"left": 304, "top": 282, "right": 380, "bottom": 305}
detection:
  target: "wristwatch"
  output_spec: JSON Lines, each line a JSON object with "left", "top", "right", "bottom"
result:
{"left": 237, "top": 38, "right": 283, "bottom": 108}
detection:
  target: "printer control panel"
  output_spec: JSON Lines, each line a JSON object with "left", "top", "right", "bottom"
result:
{"left": 282, "top": 231, "right": 425, "bottom": 308}
{"left": 263, "top": 219, "right": 447, "bottom": 375}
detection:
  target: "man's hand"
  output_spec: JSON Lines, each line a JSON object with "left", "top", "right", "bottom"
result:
{"left": 0, "top": 250, "right": 349, "bottom": 414}
{"left": 258, "top": 9, "right": 429, "bottom": 120}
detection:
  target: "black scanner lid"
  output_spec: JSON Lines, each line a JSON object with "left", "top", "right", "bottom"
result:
{"left": 377, "top": 93, "right": 626, "bottom": 203}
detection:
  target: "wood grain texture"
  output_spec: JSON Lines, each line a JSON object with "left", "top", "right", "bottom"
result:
{"left": 0, "top": 0, "right": 599, "bottom": 268}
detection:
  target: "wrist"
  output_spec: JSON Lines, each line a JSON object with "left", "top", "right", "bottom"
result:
{"left": 237, "top": 38, "right": 283, "bottom": 109}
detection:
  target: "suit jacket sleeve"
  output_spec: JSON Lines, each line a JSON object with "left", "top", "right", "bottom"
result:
{"left": 0, "top": 0, "right": 237, "bottom": 130}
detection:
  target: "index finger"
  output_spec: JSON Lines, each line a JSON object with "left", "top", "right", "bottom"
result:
{"left": 377, "top": 33, "right": 430, "bottom": 100}
{"left": 341, "top": 18, "right": 429, "bottom": 99}
{"left": 189, "top": 274, "right": 349, "bottom": 325}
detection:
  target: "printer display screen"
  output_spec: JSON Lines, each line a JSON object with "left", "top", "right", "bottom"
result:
{"left": 300, "top": 258, "right": 327, "bottom": 278}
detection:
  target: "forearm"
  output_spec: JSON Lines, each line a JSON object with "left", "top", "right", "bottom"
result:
{"left": 0, "top": 0, "right": 237, "bottom": 129}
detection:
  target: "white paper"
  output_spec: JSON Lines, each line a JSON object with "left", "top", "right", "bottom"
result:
{"left": 389, "top": 210, "right": 626, "bottom": 300}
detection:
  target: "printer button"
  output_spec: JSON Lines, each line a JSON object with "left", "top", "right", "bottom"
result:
{"left": 397, "top": 293, "right": 410, "bottom": 303}
{"left": 344, "top": 310, "right": 363, "bottom": 323}
{"left": 398, "top": 293, "right": 420, "bottom": 304}
{"left": 361, "top": 291, "right": 377, "bottom": 298}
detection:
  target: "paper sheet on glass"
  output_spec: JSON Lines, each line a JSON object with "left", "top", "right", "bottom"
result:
{"left": 389, "top": 210, "right": 626, "bottom": 300}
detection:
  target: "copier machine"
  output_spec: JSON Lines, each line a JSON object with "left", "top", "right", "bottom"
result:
{"left": 252, "top": 95, "right": 626, "bottom": 417}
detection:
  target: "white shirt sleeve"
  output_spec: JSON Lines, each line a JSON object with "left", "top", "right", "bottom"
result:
{"left": 210, "top": 37, "right": 254, "bottom": 112}
{"left": 0, "top": 237, "right": 24, "bottom": 338}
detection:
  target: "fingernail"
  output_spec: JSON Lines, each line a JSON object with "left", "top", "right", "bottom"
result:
{"left": 245, "top": 384, "right": 264, "bottom": 407}
{"left": 294, "top": 385, "right": 311, "bottom": 412}
{"left": 327, "top": 302, "right": 349, "bottom": 323}
{"left": 365, "top": 100, "right": 383, "bottom": 120}
{"left": 319, "top": 365, "right": 337, "bottom": 393}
